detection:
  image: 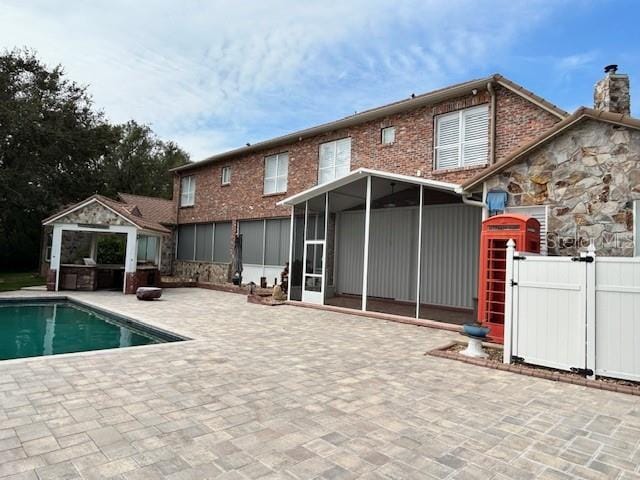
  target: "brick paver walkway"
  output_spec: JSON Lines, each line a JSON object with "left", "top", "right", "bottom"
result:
{"left": 1, "top": 288, "right": 639, "bottom": 479}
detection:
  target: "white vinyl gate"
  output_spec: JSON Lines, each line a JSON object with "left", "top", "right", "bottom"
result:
{"left": 511, "top": 256, "right": 588, "bottom": 372}
{"left": 505, "top": 241, "right": 640, "bottom": 381}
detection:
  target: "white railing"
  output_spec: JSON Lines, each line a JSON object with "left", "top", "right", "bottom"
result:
{"left": 504, "top": 241, "right": 640, "bottom": 382}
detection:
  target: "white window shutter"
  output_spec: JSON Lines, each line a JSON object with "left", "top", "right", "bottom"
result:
{"left": 435, "top": 113, "right": 460, "bottom": 169}
{"left": 462, "top": 106, "right": 489, "bottom": 166}
{"left": 506, "top": 205, "right": 548, "bottom": 255}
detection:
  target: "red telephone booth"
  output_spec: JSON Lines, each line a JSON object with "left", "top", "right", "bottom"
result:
{"left": 477, "top": 214, "right": 540, "bottom": 343}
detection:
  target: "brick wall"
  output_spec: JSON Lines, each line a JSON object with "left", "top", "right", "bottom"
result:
{"left": 493, "top": 85, "right": 560, "bottom": 163}
{"left": 175, "top": 86, "right": 560, "bottom": 227}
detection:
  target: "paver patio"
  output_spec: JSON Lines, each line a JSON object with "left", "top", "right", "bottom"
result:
{"left": 0, "top": 288, "right": 639, "bottom": 479}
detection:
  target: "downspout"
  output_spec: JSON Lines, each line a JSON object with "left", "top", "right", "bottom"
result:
{"left": 487, "top": 81, "right": 497, "bottom": 165}
{"left": 458, "top": 82, "right": 496, "bottom": 218}
{"left": 457, "top": 186, "right": 489, "bottom": 220}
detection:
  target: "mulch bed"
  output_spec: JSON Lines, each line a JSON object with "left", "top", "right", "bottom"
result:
{"left": 428, "top": 341, "right": 640, "bottom": 397}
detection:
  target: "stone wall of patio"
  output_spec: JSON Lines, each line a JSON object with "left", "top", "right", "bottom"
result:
{"left": 173, "top": 259, "right": 231, "bottom": 283}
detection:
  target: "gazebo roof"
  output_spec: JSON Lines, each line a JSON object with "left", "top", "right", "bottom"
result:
{"left": 42, "top": 194, "right": 171, "bottom": 234}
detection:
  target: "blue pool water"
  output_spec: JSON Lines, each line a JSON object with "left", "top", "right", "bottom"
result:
{"left": 0, "top": 299, "right": 181, "bottom": 360}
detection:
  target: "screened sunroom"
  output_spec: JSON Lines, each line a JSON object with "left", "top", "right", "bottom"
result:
{"left": 279, "top": 168, "right": 483, "bottom": 325}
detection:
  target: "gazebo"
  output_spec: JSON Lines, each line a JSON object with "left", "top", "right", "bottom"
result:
{"left": 42, "top": 194, "right": 171, "bottom": 294}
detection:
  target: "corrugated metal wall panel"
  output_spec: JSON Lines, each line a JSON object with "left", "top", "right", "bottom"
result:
{"left": 336, "top": 211, "right": 365, "bottom": 295}
{"left": 336, "top": 204, "right": 481, "bottom": 309}
{"left": 420, "top": 204, "right": 481, "bottom": 309}
{"left": 367, "top": 208, "right": 418, "bottom": 302}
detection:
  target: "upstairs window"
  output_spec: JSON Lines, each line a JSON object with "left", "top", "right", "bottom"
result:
{"left": 381, "top": 126, "right": 395, "bottom": 145}
{"left": 221, "top": 166, "right": 231, "bottom": 185}
{"left": 435, "top": 105, "right": 489, "bottom": 170}
{"left": 180, "top": 175, "right": 195, "bottom": 207}
{"left": 264, "top": 153, "right": 288, "bottom": 194}
{"left": 319, "top": 138, "right": 351, "bottom": 184}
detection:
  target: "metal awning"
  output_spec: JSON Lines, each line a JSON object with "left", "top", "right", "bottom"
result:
{"left": 277, "top": 168, "right": 462, "bottom": 206}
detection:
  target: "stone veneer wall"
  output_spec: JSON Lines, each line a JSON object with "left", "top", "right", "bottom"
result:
{"left": 159, "top": 231, "right": 174, "bottom": 275}
{"left": 173, "top": 260, "right": 231, "bottom": 284}
{"left": 60, "top": 231, "right": 93, "bottom": 264}
{"left": 486, "top": 120, "right": 640, "bottom": 256}
{"left": 64, "top": 202, "right": 130, "bottom": 225}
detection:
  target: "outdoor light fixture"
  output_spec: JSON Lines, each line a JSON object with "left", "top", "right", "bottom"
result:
{"left": 384, "top": 182, "right": 397, "bottom": 208}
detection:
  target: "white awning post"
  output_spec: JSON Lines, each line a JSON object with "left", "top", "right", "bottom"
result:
{"left": 287, "top": 206, "right": 294, "bottom": 301}
{"left": 416, "top": 185, "right": 423, "bottom": 319}
{"left": 503, "top": 239, "right": 516, "bottom": 364}
{"left": 50, "top": 225, "right": 63, "bottom": 291}
{"left": 323, "top": 192, "right": 329, "bottom": 305}
{"left": 362, "top": 175, "right": 372, "bottom": 311}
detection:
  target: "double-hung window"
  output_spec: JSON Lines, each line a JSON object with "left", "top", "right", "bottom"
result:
{"left": 264, "top": 153, "right": 288, "bottom": 194}
{"left": 381, "top": 126, "right": 395, "bottom": 145}
{"left": 435, "top": 105, "right": 489, "bottom": 170}
{"left": 180, "top": 175, "right": 195, "bottom": 207}
{"left": 221, "top": 166, "right": 231, "bottom": 185}
{"left": 318, "top": 138, "right": 351, "bottom": 184}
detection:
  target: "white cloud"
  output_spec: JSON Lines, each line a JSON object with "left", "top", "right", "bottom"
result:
{"left": 1, "top": 0, "right": 557, "bottom": 160}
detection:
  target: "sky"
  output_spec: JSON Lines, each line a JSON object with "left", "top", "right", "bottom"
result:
{"left": 2, "top": 1, "right": 639, "bottom": 161}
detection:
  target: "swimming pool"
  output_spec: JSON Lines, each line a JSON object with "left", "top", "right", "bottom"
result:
{"left": 0, "top": 298, "right": 183, "bottom": 361}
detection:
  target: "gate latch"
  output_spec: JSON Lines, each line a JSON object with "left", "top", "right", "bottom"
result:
{"left": 570, "top": 367, "right": 594, "bottom": 376}
{"left": 510, "top": 280, "right": 518, "bottom": 287}
{"left": 571, "top": 256, "right": 594, "bottom": 263}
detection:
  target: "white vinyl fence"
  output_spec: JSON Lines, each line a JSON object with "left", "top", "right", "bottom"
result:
{"left": 504, "top": 241, "right": 640, "bottom": 381}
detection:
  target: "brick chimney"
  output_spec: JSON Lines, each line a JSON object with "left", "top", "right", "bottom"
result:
{"left": 594, "top": 65, "right": 630, "bottom": 115}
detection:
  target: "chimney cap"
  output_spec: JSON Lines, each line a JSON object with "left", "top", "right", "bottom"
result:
{"left": 604, "top": 64, "right": 618, "bottom": 74}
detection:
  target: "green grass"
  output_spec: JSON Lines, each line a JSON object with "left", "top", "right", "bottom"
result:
{"left": 0, "top": 272, "right": 46, "bottom": 292}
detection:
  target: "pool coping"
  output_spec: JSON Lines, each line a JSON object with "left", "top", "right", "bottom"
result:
{"left": 0, "top": 294, "right": 198, "bottom": 365}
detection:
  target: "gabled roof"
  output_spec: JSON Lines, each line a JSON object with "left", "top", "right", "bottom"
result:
{"left": 172, "top": 74, "right": 568, "bottom": 174}
{"left": 118, "top": 193, "right": 175, "bottom": 225}
{"left": 461, "top": 107, "right": 640, "bottom": 192}
{"left": 42, "top": 194, "right": 171, "bottom": 234}
{"left": 277, "top": 168, "right": 460, "bottom": 206}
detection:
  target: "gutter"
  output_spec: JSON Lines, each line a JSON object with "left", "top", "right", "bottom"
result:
{"left": 171, "top": 76, "right": 498, "bottom": 173}
{"left": 487, "top": 81, "right": 496, "bottom": 165}
{"left": 456, "top": 185, "right": 488, "bottom": 220}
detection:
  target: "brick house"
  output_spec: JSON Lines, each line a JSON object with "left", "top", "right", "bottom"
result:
{"left": 168, "top": 73, "right": 567, "bottom": 323}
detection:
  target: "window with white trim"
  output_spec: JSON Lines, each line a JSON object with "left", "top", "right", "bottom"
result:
{"left": 381, "top": 126, "right": 395, "bottom": 145}
{"left": 506, "top": 205, "right": 549, "bottom": 255}
{"left": 180, "top": 175, "right": 195, "bottom": 207}
{"left": 137, "top": 235, "right": 158, "bottom": 263}
{"left": 221, "top": 166, "right": 231, "bottom": 185}
{"left": 435, "top": 105, "right": 489, "bottom": 170}
{"left": 318, "top": 138, "right": 351, "bottom": 184}
{"left": 264, "top": 153, "right": 288, "bottom": 194}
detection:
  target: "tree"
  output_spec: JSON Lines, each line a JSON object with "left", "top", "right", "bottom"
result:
{"left": 0, "top": 49, "right": 190, "bottom": 270}
{"left": 100, "top": 121, "right": 189, "bottom": 199}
